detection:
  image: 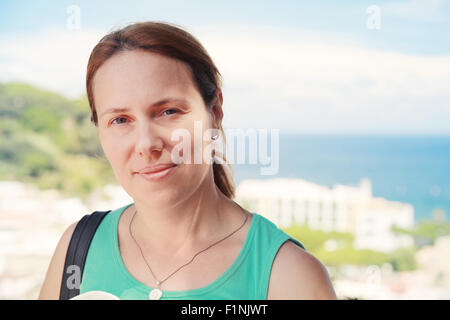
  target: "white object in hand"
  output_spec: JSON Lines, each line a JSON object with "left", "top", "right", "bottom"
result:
{"left": 149, "top": 288, "right": 163, "bottom": 300}
{"left": 70, "top": 290, "right": 120, "bottom": 300}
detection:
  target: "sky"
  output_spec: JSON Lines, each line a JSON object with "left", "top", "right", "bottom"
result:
{"left": 0, "top": 0, "right": 449, "bottom": 135}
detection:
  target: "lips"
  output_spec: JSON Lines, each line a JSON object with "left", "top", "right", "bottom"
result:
{"left": 137, "top": 163, "right": 177, "bottom": 174}
{"left": 136, "top": 163, "right": 178, "bottom": 182}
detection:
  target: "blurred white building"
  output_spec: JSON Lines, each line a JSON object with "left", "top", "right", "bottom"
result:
{"left": 235, "top": 178, "right": 414, "bottom": 252}
{"left": 0, "top": 180, "right": 132, "bottom": 299}
{"left": 333, "top": 237, "right": 450, "bottom": 299}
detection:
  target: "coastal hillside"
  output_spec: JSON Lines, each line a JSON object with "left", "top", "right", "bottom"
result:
{"left": 0, "top": 82, "right": 116, "bottom": 200}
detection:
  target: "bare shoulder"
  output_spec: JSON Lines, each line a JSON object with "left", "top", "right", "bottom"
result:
{"left": 267, "top": 240, "right": 337, "bottom": 300}
{"left": 38, "top": 221, "right": 78, "bottom": 300}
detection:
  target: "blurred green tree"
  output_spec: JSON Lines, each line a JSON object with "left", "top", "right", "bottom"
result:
{"left": 0, "top": 82, "right": 115, "bottom": 200}
{"left": 282, "top": 223, "right": 418, "bottom": 271}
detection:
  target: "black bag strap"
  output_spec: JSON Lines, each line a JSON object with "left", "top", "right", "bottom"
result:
{"left": 59, "top": 210, "right": 111, "bottom": 300}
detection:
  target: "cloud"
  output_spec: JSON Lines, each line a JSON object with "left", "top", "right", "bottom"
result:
{"left": 0, "top": 27, "right": 104, "bottom": 99}
{"left": 383, "top": 0, "right": 449, "bottom": 22}
{"left": 1, "top": 24, "right": 450, "bottom": 134}
{"left": 196, "top": 24, "right": 450, "bottom": 134}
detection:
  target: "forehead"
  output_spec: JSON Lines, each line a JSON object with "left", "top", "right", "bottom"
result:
{"left": 92, "top": 49, "right": 199, "bottom": 110}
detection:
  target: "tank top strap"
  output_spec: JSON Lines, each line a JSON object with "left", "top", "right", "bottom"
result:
{"left": 251, "top": 214, "right": 306, "bottom": 299}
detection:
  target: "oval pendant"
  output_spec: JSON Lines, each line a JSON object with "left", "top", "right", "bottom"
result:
{"left": 149, "top": 288, "right": 162, "bottom": 300}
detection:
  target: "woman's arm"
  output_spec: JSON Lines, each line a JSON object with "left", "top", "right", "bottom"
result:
{"left": 267, "top": 240, "right": 337, "bottom": 300}
{"left": 38, "top": 222, "right": 78, "bottom": 300}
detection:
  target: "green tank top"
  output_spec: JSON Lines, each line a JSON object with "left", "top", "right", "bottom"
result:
{"left": 80, "top": 203, "right": 306, "bottom": 299}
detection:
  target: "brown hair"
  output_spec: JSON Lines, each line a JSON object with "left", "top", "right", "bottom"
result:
{"left": 86, "top": 21, "right": 235, "bottom": 199}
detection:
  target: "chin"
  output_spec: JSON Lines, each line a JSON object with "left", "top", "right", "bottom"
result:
{"left": 139, "top": 188, "right": 185, "bottom": 207}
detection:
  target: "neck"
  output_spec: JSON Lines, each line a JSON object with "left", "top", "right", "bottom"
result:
{"left": 130, "top": 171, "right": 231, "bottom": 256}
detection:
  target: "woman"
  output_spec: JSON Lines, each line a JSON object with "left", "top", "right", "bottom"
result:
{"left": 39, "top": 21, "right": 337, "bottom": 300}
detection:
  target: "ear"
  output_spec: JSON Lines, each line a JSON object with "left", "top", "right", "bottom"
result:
{"left": 211, "top": 88, "right": 224, "bottom": 127}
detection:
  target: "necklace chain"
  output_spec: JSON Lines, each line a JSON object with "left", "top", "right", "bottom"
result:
{"left": 128, "top": 208, "right": 249, "bottom": 290}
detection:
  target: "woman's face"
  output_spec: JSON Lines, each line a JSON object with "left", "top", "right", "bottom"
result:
{"left": 93, "top": 49, "right": 220, "bottom": 206}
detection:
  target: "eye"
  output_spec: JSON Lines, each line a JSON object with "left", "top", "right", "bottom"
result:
{"left": 111, "top": 117, "right": 128, "bottom": 125}
{"left": 162, "top": 108, "right": 179, "bottom": 116}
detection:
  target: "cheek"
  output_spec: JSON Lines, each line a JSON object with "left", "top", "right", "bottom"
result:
{"left": 172, "top": 129, "right": 211, "bottom": 176}
{"left": 100, "top": 134, "right": 129, "bottom": 171}
{"left": 187, "top": 118, "right": 215, "bottom": 158}
{"left": 182, "top": 128, "right": 211, "bottom": 165}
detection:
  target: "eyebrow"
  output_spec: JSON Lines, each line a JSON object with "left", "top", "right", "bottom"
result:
{"left": 99, "top": 98, "right": 188, "bottom": 119}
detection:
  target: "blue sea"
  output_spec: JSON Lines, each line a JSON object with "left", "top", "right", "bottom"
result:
{"left": 231, "top": 134, "right": 450, "bottom": 224}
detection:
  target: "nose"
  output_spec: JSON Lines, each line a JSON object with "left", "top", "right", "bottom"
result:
{"left": 135, "top": 122, "right": 163, "bottom": 160}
